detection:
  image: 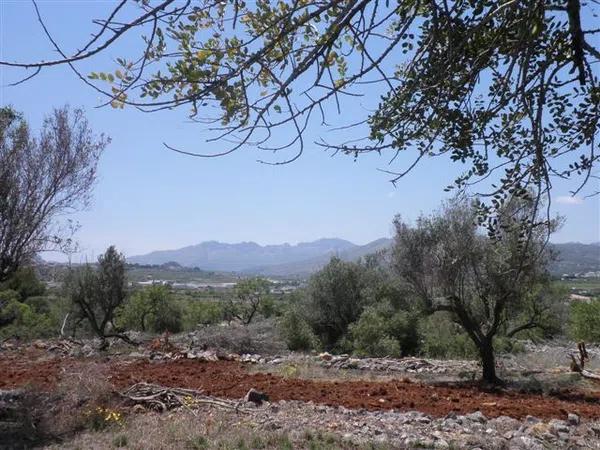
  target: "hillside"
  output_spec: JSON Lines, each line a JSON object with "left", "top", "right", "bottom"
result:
{"left": 128, "top": 239, "right": 599, "bottom": 277}
{"left": 128, "top": 238, "right": 357, "bottom": 273}
{"left": 550, "top": 242, "right": 600, "bottom": 275}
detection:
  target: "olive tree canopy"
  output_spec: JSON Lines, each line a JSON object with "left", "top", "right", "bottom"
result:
{"left": 2, "top": 0, "right": 598, "bottom": 225}
{"left": 392, "top": 195, "right": 560, "bottom": 383}
{"left": 0, "top": 106, "right": 108, "bottom": 282}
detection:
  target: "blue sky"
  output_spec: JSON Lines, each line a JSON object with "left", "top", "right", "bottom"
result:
{"left": 1, "top": 1, "right": 598, "bottom": 261}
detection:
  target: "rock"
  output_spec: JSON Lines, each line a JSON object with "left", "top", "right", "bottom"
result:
{"left": 510, "top": 436, "right": 545, "bottom": 450}
{"left": 32, "top": 340, "right": 47, "bottom": 349}
{"left": 466, "top": 411, "right": 487, "bottom": 423}
{"left": 445, "top": 411, "right": 457, "bottom": 420}
{"left": 319, "top": 352, "right": 333, "bottom": 361}
{"left": 434, "top": 439, "right": 449, "bottom": 449}
{"left": 548, "top": 419, "right": 569, "bottom": 435}
{"left": 526, "top": 422, "right": 551, "bottom": 438}
{"left": 244, "top": 388, "right": 269, "bottom": 405}
{"left": 567, "top": 413, "right": 580, "bottom": 426}
{"left": 525, "top": 415, "right": 540, "bottom": 424}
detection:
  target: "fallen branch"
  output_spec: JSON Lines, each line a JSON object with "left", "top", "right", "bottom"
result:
{"left": 569, "top": 341, "right": 600, "bottom": 381}
{"left": 120, "top": 382, "right": 254, "bottom": 413}
{"left": 581, "top": 369, "right": 600, "bottom": 381}
{"left": 60, "top": 313, "right": 70, "bottom": 337}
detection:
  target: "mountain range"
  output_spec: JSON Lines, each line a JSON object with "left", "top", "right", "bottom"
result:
{"left": 128, "top": 239, "right": 599, "bottom": 277}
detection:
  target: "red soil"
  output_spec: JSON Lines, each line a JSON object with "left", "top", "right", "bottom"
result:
{"left": 2, "top": 352, "right": 600, "bottom": 420}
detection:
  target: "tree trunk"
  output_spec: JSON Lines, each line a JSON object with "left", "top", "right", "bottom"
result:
{"left": 479, "top": 339, "right": 501, "bottom": 384}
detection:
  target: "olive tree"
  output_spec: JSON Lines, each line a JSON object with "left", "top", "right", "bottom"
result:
{"left": 227, "top": 277, "right": 271, "bottom": 325}
{"left": 68, "top": 245, "right": 133, "bottom": 347}
{"left": 0, "top": 106, "right": 108, "bottom": 282}
{"left": 392, "top": 196, "right": 558, "bottom": 383}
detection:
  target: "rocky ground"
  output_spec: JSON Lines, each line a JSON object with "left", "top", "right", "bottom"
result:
{"left": 2, "top": 336, "right": 600, "bottom": 449}
{"left": 35, "top": 397, "right": 600, "bottom": 449}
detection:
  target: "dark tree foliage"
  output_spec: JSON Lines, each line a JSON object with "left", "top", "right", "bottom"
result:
{"left": 392, "top": 196, "right": 559, "bottom": 383}
{"left": 2, "top": 1, "right": 598, "bottom": 228}
{"left": 304, "top": 257, "right": 375, "bottom": 349}
{"left": 0, "top": 106, "right": 108, "bottom": 282}
{"left": 0, "top": 267, "right": 46, "bottom": 301}
{"left": 68, "top": 246, "right": 134, "bottom": 347}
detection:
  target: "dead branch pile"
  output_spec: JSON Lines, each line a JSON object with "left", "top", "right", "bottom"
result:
{"left": 569, "top": 342, "right": 600, "bottom": 381}
{"left": 120, "top": 382, "right": 253, "bottom": 414}
{"left": 46, "top": 339, "right": 83, "bottom": 355}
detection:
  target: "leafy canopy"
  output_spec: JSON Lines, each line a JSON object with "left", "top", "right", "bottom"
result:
{"left": 2, "top": 1, "right": 599, "bottom": 224}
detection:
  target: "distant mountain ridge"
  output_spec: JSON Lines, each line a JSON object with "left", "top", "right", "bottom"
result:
{"left": 128, "top": 239, "right": 599, "bottom": 277}
{"left": 128, "top": 238, "right": 360, "bottom": 273}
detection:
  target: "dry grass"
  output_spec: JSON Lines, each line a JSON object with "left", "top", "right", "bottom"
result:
{"left": 41, "top": 406, "right": 391, "bottom": 450}
{"left": 247, "top": 361, "right": 413, "bottom": 384}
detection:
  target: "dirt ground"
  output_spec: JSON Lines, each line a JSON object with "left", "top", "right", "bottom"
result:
{"left": 2, "top": 349, "right": 600, "bottom": 421}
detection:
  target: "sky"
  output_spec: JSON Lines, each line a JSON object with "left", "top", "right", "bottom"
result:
{"left": 1, "top": 1, "right": 598, "bottom": 262}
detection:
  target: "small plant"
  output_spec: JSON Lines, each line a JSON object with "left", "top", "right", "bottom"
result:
{"left": 182, "top": 395, "right": 198, "bottom": 408}
{"left": 280, "top": 363, "right": 299, "bottom": 378}
{"left": 187, "top": 435, "right": 209, "bottom": 450}
{"left": 83, "top": 406, "right": 125, "bottom": 431}
{"left": 112, "top": 434, "right": 128, "bottom": 448}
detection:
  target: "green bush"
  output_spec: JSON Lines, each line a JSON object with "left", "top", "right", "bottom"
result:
{"left": 0, "top": 295, "right": 55, "bottom": 339}
{"left": 349, "top": 301, "right": 418, "bottom": 358}
{"left": 0, "top": 273, "right": 67, "bottom": 340}
{"left": 303, "top": 257, "right": 375, "bottom": 349}
{"left": 0, "top": 267, "right": 46, "bottom": 300}
{"left": 418, "top": 312, "right": 478, "bottom": 359}
{"left": 569, "top": 299, "right": 600, "bottom": 342}
{"left": 183, "top": 300, "right": 225, "bottom": 329}
{"left": 279, "top": 309, "right": 320, "bottom": 351}
{"left": 116, "top": 285, "right": 182, "bottom": 333}
{"left": 151, "top": 299, "right": 183, "bottom": 333}
{"left": 418, "top": 313, "right": 525, "bottom": 359}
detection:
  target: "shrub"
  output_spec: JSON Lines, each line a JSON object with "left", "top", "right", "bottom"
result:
{"left": 303, "top": 257, "right": 374, "bottom": 349}
{"left": 0, "top": 267, "right": 46, "bottom": 300}
{"left": 279, "top": 309, "right": 320, "bottom": 351}
{"left": 0, "top": 292, "right": 55, "bottom": 340}
{"left": 349, "top": 301, "right": 417, "bottom": 358}
{"left": 569, "top": 298, "right": 600, "bottom": 342}
{"left": 151, "top": 299, "right": 183, "bottom": 333}
{"left": 116, "top": 285, "right": 182, "bottom": 333}
{"left": 418, "top": 312, "right": 478, "bottom": 359}
{"left": 183, "top": 300, "right": 225, "bottom": 329}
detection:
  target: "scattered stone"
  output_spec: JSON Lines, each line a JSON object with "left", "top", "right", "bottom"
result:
{"left": 466, "top": 411, "right": 487, "bottom": 423}
{"left": 567, "top": 413, "right": 580, "bottom": 426}
{"left": 548, "top": 419, "right": 569, "bottom": 435}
